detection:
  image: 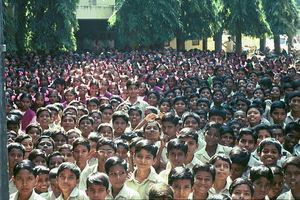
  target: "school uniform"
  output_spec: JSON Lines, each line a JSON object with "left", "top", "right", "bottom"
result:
{"left": 185, "top": 156, "right": 203, "bottom": 171}
{"left": 56, "top": 186, "right": 88, "bottom": 200}
{"left": 40, "top": 191, "right": 57, "bottom": 200}
{"left": 285, "top": 111, "right": 299, "bottom": 125}
{"left": 9, "top": 178, "right": 17, "bottom": 195}
{"left": 10, "top": 191, "right": 46, "bottom": 200}
{"left": 209, "top": 176, "right": 232, "bottom": 196}
{"left": 159, "top": 162, "right": 172, "bottom": 184}
{"left": 119, "top": 97, "right": 149, "bottom": 117}
{"left": 125, "top": 166, "right": 164, "bottom": 199}
{"left": 277, "top": 190, "right": 296, "bottom": 200}
{"left": 188, "top": 191, "right": 213, "bottom": 200}
{"left": 79, "top": 164, "right": 98, "bottom": 190}
{"left": 195, "top": 144, "right": 232, "bottom": 164}
{"left": 105, "top": 184, "right": 141, "bottom": 200}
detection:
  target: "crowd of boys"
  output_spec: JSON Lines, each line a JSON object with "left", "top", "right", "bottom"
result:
{"left": 4, "top": 48, "right": 300, "bottom": 200}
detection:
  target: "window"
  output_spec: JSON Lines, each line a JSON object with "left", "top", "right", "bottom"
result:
{"left": 192, "top": 40, "right": 199, "bottom": 46}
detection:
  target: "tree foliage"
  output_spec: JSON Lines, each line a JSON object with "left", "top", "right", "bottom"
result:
{"left": 109, "top": 0, "right": 182, "bottom": 49}
{"left": 3, "top": 0, "right": 79, "bottom": 54}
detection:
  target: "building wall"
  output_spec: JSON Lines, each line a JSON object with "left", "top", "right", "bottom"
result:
{"left": 76, "top": 0, "right": 115, "bottom": 19}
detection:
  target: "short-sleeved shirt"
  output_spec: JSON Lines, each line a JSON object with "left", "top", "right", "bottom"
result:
{"left": 195, "top": 144, "right": 232, "bottom": 164}
{"left": 105, "top": 185, "right": 141, "bottom": 200}
{"left": 277, "top": 190, "right": 295, "bottom": 200}
{"left": 56, "top": 186, "right": 88, "bottom": 200}
{"left": 9, "top": 179, "right": 17, "bottom": 195}
{"left": 125, "top": 166, "right": 164, "bottom": 199}
{"left": 79, "top": 164, "right": 98, "bottom": 190}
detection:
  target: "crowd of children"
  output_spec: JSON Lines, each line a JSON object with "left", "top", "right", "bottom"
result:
{"left": 4, "top": 48, "right": 300, "bottom": 200}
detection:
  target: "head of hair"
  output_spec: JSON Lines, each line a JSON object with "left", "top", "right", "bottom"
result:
{"left": 86, "top": 172, "right": 110, "bottom": 190}
{"left": 135, "top": 139, "right": 158, "bottom": 158}
{"left": 28, "top": 149, "right": 47, "bottom": 162}
{"left": 79, "top": 115, "right": 94, "bottom": 125}
{"left": 192, "top": 163, "right": 216, "bottom": 181}
{"left": 282, "top": 156, "right": 300, "bottom": 173}
{"left": 161, "top": 112, "right": 180, "bottom": 125}
{"left": 209, "top": 106, "right": 226, "bottom": 120}
{"left": 237, "top": 128, "right": 257, "bottom": 144}
{"left": 209, "top": 153, "right": 232, "bottom": 169}
{"left": 249, "top": 165, "right": 273, "bottom": 183}
{"left": 168, "top": 166, "right": 194, "bottom": 186}
{"left": 8, "top": 142, "right": 25, "bottom": 155}
{"left": 112, "top": 111, "right": 129, "bottom": 124}
{"left": 96, "top": 138, "right": 117, "bottom": 152}
{"left": 34, "top": 165, "right": 50, "bottom": 176}
{"left": 270, "top": 101, "right": 288, "bottom": 114}
{"left": 229, "top": 147, "right": 250, "bottom": 167}
{"left": 182, "top": 112, "right": 201, "bottom": 125}
{"left": 258, "top": 138, "right": 282, "bottom": 154}
{"left": 178, "top": 128, "right": 199, "bottom": 144}
{"left": 104, "top": 156, "right": 127, "bottom": 174}
{"left": 229, "top": 178, "right": 254, "bottom": 197}
{"left": 13, "top": 160, "right": 36, "bottom": 177}
{"left": 49, "top": 167, "right": 58, "bottom": 180}
{"left": 57, "top": 162, "right": 81, "bottom": 179}
{"left": 167, "top": 138, "right": 188, "bottom": 155}
{"left": 149, "top": 183, "right": 174, "bottom": 200}
{"left": 73, "top": 137, "right": 90, "bottom": 152}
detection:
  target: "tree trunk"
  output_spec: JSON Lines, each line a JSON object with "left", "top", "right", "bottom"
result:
{"left": 214, "top": 30, "right": 223, "bottom": 51}
{"left": 236, "top": 32, "right": 242, "bottom": 55}
{"left": 260, "top": 36, "right": 266, "bottom": 52}
{"left": 176, "top": 38, "right": 185, "bottom": 50}
{"left": 203, "top": 38, "right": 207, "bottom": 50}
{"left": 15, "top": 2, "right": 28, "bottom": 56}
{"left": 274, "top": 35, "right": 281, "bottom": 55}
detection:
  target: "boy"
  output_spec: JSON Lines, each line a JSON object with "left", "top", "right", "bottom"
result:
{"left": 80, "top": 138, "right": 116, "bottom": 190}
{"left": 78, "top": 115, "right": 94, "bottom": 138}
{"left": 56, "top": 162, "right": 88, "bottom": 200}
{"left": 10, "top": 160, "right": 45, "bottom": 200}
{"left": 159, "top": 138, "right": 188, "bottom": 183}
{"left": 86, "top": 97, "right": 100, "bottom": 113}
{"left": 36, "top": 107, "right": 52, "bottom": 131}
{"left": 105, "top": 156, "right": 140, "bottom": 199}
{"left": 168, "top": 166, "right": 193, "bottom": 200}
{"left": 125, "top": 139, "right": 163, "bottom": 199}
{"left": 270, "top": 101, "right": 287, "bottom": 126}
{"left": 34, "top": 166, "right": 50, "bottom": 195}
{"left": 190, "top": 163, "right": 215, "bottom": 200}
{"left": 112, "top": 111, "right": 129, "bottom": 138}
{"left": 285, "top": 91, "right": 300, "bottom": 124}
{"left": 73, "top": 138, "right": 90, "bottom": 172}
{"left": 43, "top": 168, "right": 61, "bottom": 200}
{"left": 257, "top": 138, "right": 282, "bottom": 167}
{"left": 277, "top": 156, "right": 300, "bottom": 200}
{"left": 8, "top": 143, "right": 25, "bottom": 194}
{"left": 99, "top": 104, "right": 113, "bottom": 123}
{"left": 128, "top": 106, "right": 142, "bottom": 130}
{"left": 149, "top": 183, "right": 174, "bottom": 200}
{"left": 178, "top": 128, "right": 202, "bottom": 169}
{"left": 86, "top": 172, "right": 110, "bottom": 200}
{"left": 97, "top": 123, "right": 113, "bottom": 139}
{"left": 283, "top": 122, "right": 300, "bottom": 154}
{"left": 249, "top": 165, "right": 273, "bottom": 200}
{"left": 236, "top": 128, "right": 257, "bottom": 153}
{"left": 229, "top": 146, "right": 250, "bottom": 180}
{"left": 195, "top": 122, "right": 231, "bottom": 164}
{"left": 208, "top": 106, "right": 226, "bottom": 125}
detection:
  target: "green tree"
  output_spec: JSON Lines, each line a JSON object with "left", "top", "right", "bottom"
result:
{"left": 109, "top": 0, "right": 182, "bottom": 49}
{"left": 177, "top": 0, "right": 221, "bottom": 50}
{"left": 2, "top": 0, "right": 17, "bottom": 51}
{"left": 262, "top": 0, "right": 298, "bottom": 54}
{"left": 224, "top": 0, "right": 270, "bottom": 55}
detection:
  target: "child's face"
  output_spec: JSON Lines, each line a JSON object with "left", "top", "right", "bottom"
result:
{"left": 231, "top": 184, "right": 252, "bottom": 200}
{"left": 128, "top": 85, "right": 139, "bottom": 98}
{"left": 197, "top": 102, "right": 209, "bottom": 112}
{"left": 50, "top": 178, "right": 60, "bottom": 196}
{"left": 116, "top": 145, "right": 128, "bottom": 160}
{"left": 129, "top": 110, "right": 142, "bottom": 127}
{"left": 113, "top": 118, "right": 127, "bottom": 136}
{"left": 167, "top": 149, "right": 186, "bottom": 168}
{"left": 37, "top": 111, "right": 51, "bottom": 128}
{"left": 271, "top": 129, "right": 284, "bottom": 144}
{"left": 193, "top": 171, "right": 213, "bottom": 195}
{"left": 53, "top": 135, "right": 67, "bottom": 151}
{"left": 204, "top": 128, "right": 220, "bottom": 147}
{"left": 13, "top": 169, "right": 37, "bottom": 195}
{"left": 99, "top": 127, "right": 113, "bottom": 139}
{"left": 60, "top": 148, "right": 75, "bottom": 163}
{"left": 57, "top": 169, "right": 79, "bottom": 194}
{"left": 258, "top": 144, "right": 281, "bottom": 166}
{"left": 284, "top": 164, "right": 300, "bottom": 191}
{"left": 79, "top": 119, "right": 93, "bottom": 137}
{"left": 8, "top": 149, "right": 24, "bottom": 169}
{"left": 231, "top": 163, "right": 247, "bottom": 181}
{"left": 87, "top": 102, "right": 98, "bottom": 112}
{"left": 172, "top": 179, "right": 192, "bottom": 200}
{"left": 49, "top": 156, "right": 64, "bottom": 169}
{"left": 61, "top": 116, "right": 76, "bottom": 132}
{"left": 144, "top": 122, "right": 160, "bottom": 142}
{"left": 162, "top": 122, "right": 177, "bottom": 139}
{"left": 268, "top": 174, "right": 284, "bottom": 199}
{"left": 220, "top": 133, "right": 234, "bottom": 147}
{"left": 209, "top": 115, "right": 224, "bottom": 124}
{"left": 36, "top": 173, "right": 50, "bottom": 194}
{"left": 102, "top": 109, "right": 113, "bottom": 124}
{"left": 257, "top": 130, "right": 271, "bottom": 146}
{"left": 68, "top": 133, "right": 80, "bottom": 145}
{"left": 183, "top": 117, "right": 199, "bottom": 131}
{"left": 174, "top": 100, "right": 187, "bottom": 115}
{"left": 21, "top": 138, "right": 33, "bottom": 155}
{"left": 37, "top": 139, "right": 54, "bottom": 156}
{"left": 86, "top": 184, "right": 109, "bottom": 200}
{"left": 247, "top": 108, "right": 262, "bottom": 126}
{"left": 213, "top": 158, "right": 231, "bottom": 181}
{"left": 134, "top": 149, "right": 154, "bottom": 170}
{"left": 97, "top": 145, "right": 115, "bottom": 163}
{"left": 27, "top": 127, "right": 41, "bottom": 145}
{"left": 289, "top": 96, "right": 300, "bottom": 112}
{"left": 252, "top": 177, "right": 271, "bottom": 200}
{"left": 73, "top": 144, "right": 89, "bottom": 163}
{"left": 237, "top": 135, "right": 256, "bottom": 152}
{"left": 271, "top": 108, "right": 286, "bottom": 125}
{"left": 108, "top": 164, "right": 127, "bottom": 189}
{"left": 284, "top": 130, "right": 300, "bottom": 152}
{"left": 182, "top": 137, "right": 198, "bottom": 157}
{"left": 32, "top": 156, "right": 47, "bottom": 167}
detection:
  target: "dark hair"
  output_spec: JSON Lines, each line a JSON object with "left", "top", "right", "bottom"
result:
{"left": 128, "top": 106, "right": 142, "bottom": 116}
{"left": 149, "top": 183, "right": 174, "bottom": 200}
{"left": 249, "top": 165, "right": 273, "bottom": 183}
{"left": 247, "top": 104, "right": 263, "bottom": 115}
{"left": 28, "top": 149, "right": 47, "bottom": 162}
{"left": 167, "top": 138, "right": 188, "bottom": 155}
{"left": 161, "top": 112, "right": 180, "bottom": 125}
{"left": 237, "top": 128, "right": 257, "bottom": 144}
{"left": 13, "top": 160, "right": 36, "bottom": 177}
{"left": 8, "top": 142, "right": 25, "bottom": 155}
{"left": 25, "top": 123, "right": 42, "bottom": 135}
{"left": 229, "top": 178, "right": 254, "bottom": 197}
{"left": 36, "top": 107, "right": 52, "bottom": 118}
{"left": 126, "top": 79, "right": 139, "bottom": 89}
{"left": 50, "top": 130, "right": 68, "bottom": 144}
{"left": 209, "top": 153, "right": 232, "bottom": 169}
{"left": 112, "top": 111, "right": 129, "bottom": 124}
{"left": 254, "top": 124, "right": 272, "bottom": 138}
{"left": 168, "top": 166, "right": 194, "bottom": 186}
{"left": 135, "top": 139, "right": 158, "bottom": 158}
{"left": 192, "top": 163, "right": 216, "bottom": 181}
{"left": 229, "top": 147, "right": 250, "bottom": 167}
{"left": 104, "top": 156, "right": 127, "bottom": 174}
{"left": 86, "top": 172, "right": 110, "bottom": 190}
{"left": 87, "top": 97, "right": 100, "bottom": 107}
{"left": 173, "top": 96, "right": 187, "bottom": 106}
{"left": 63, "top": 106, "right": 78, "bottom": 116}
{"left": 182, "top": 112, "right": 201, "bottom": 125}
{"left": 257, "top": 138, "right": 282, "bottom": 154}
{"left": 284, "top": 122, "right": 300, "bottom": 135}
{"left": 47, "top": 151, "right": 65, "bottom": 166}
{"left": 73, "top": 137, "right": 90, "bottom": 152}
{"left": 158, "top": 98, "right": 172, "bottom": 108}
{"left": 15, "top": 134, "right": 32, "bottom": 144}
{"left": 205, "top": 122, "right": 222, "bottom": 134}
{"left": 270, "top": 166, "right": 283, "bottom": 177}
{"left": 220, "top": 125, "right": 235, "bottom": 139}
{"left": 208, "top": 194, "right": 231, "bottom": 200}
{"left": 96, "top": 138, "right": 117, "bottom": 152}
{"left": 270, "top": 101, "right": 288, "bottom": 114}
{"left": 49, "top": 167, "right": 58, "bottom": 180}
{"left": 34, "top": 165, "right": 50, "bottom": 176}
{"left": 57, "top": 162, "right": 81, "bottom": 179}
{"left": 178, "top": 128, "right": 199, "bottom": 144}
{"left": 209, "top": 106, "right": 226, "bottom": 120}
{"left": 78, "top": 115, "right": 94, "bottom": 125}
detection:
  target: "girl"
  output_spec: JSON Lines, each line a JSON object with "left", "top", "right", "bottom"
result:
{"left": 173, "top": 96, "right": 188, "bottom": 117}
{"left": 19, "top": 93, "right": 36, "bottom": 131}
{"left": 158, "top": 98, "right": 172, "bottom": 114}
{"left": 247, "top": 105, "right": 264, "bottom": 128}
{"left": 143, "top": 120, "right": 161, "bottom": 144}
{"left": 15, "top": 134, "right": 34, "bottom": 159}
{"left": 147, "top": 91, "right": 160, "bottom": 107}
{"left": 99, "top": 78, "right": 112, "bottom": 99}
{"left": 63, "top": 88, "right": 77, "bottom": 107}
{"left": 32, "top": 92, "right": 45, "bottom": 112}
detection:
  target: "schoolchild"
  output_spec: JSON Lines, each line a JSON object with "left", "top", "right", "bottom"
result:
{"left": 112, "top": 111, "right": 129, "bottom": 138}
{"left": 34, "top": 166, "right": 50, "bottom": 195}
{"left": 229, "top": 178, "right": 254, "bottom": 200}
{"left": 257, "top": 138, "right": 282, "bottom": 167}
{"left": 73, "top": 137, "right": 90, "bottom": 172}
{"left": 268, "top": 166, "right": 285, "bottom": 200}
{"left": 85, "top": 172, "right": 110, "bottom": 200}
{"left": 229, "top": 146, "right": 250, "bottom": 180}
{"left": 78, "top": 115, "right": 94, "bottom": 138}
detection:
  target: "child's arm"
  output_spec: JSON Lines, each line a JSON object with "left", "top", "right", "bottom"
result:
{"left": 153, "top": 135, "right": 168, "bottom": 170}
{"left": 133, "top": 113, "right": 157, "bottom": 131}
